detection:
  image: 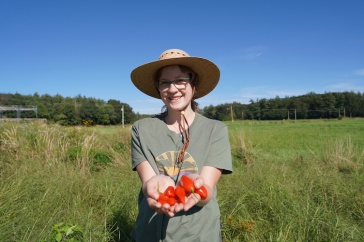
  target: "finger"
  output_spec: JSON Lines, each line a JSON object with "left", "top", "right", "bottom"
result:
{"left": 183, "top": 201, "right": 194, "bottom": 211}
{"left": 160, "top": 204, "right": 175, "bottom": 216}
{"left": 147, "top": 189, "right": 160, "bottom": 200}
{"left": 147, "top": 197, "right": 161, "bottom": 210}
{"left": 191, "top": 194, "right": 201, "bottom": 204}
{"left": 159, "top": 203, "right": 171, "bottom": 213}
{"left": 173, "top": 203, "right": 184, "bottom": 213}
{"left": 155, "top": 203, "right": 166, "bottom": 214}
{"left": 183, "top": 195, "right": 200, "bottom": 211}
{"left": 165, "top": 210, "right": 175, "bottom": 217}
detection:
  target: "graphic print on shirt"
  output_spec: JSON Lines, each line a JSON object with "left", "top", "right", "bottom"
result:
{"left": 155, "top": 151, "right": 198, "bottom": 181}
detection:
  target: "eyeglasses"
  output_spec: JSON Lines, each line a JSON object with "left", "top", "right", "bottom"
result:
{"left": 156, "top": 77, "right": 190, "bottom": 92}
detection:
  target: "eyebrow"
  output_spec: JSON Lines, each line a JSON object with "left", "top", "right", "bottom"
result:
{"left": 159, "top": 77, "right": 190, "bottom": 82}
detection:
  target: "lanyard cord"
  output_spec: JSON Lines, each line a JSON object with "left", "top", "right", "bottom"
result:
{"left": 174, "top": 111, "right": 191, "bottom": 185}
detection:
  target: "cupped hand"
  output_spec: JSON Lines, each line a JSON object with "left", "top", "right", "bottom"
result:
{"left": 180, "top": 174, "right": 205, "bottom": 211}
{"left": 143, "top": 175, "right": 178, "bottom": 217}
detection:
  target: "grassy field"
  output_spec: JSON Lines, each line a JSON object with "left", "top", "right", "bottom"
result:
{"left": 0, "top": 118, "right": 363, "bottom": 241}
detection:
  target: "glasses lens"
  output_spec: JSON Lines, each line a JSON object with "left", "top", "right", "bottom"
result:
{"left": 174, "top": 79, "right": 189, "bottom": 89}
{"left": 158, "top": 82, "right": 170, "bottom": 91}
{"left": 157, "top": 78, "right": 190, "bottom": 92}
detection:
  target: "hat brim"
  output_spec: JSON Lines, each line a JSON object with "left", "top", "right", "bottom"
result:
{"left": 130, "top": 56, "right": 220, "bottom": 99}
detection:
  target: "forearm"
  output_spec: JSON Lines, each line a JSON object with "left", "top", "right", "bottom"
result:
{"left": 136, "top": 161, "right": 157, "bottom": 196}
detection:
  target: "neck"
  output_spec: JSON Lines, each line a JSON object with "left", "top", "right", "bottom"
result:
{"left": 165, "top": 107, "right": 195, "bottom": 133}
{"left": 166, "top": 107, "right": 194, "bottom": 122}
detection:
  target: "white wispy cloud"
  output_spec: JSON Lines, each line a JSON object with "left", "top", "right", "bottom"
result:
{"left": 241, "top": 47, "right": 264, "bottom": 59}
{"left": 227, "top": 46, "right": 267, "bottom": 60}
{"left": 353, "top": 69, "right": 364, "bottom": 76}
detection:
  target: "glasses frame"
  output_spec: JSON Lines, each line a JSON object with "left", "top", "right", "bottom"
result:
{"left": 156, "top": 77, "right": 191, "bottom": 92}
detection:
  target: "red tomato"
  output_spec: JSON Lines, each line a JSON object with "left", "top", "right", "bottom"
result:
{"left": 175, "top": 186, "right": 186, "bottom": 204}
{"left": 164, "top": 186, "right": 175, "bottom": 197}
{"left": 180, "top": 175, "right": 195, "bottom": 193}
{"left": 167, "top": 197, "right": 177, "bottom": 206}
{"left": 157, "top": 193, "right": 169, "bottom": 205}
{"left": 195, "top": 186, "right": 208, "bottom": 200}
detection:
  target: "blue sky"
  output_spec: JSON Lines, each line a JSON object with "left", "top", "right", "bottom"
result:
{"left": 1, "top": 0, "right": 364, "bottom": 114}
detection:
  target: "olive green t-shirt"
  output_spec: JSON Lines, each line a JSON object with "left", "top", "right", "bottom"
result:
{"left": 131, "top": 113, "right": 232, "bottom": 242}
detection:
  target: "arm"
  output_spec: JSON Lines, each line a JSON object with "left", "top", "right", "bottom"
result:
{"left": 136, "top": 160, "right": 157, "bottom": 196}
{"left": 198, "top": 165, "right": 222, "bottom": 205}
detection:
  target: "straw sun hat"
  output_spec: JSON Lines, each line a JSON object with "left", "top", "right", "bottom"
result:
{"left": 130, "top": 49, "right": 220, "bottom": 99}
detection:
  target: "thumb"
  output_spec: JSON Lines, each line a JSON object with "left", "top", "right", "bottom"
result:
{"left": 194, "top": 177, "right": 204, "bottom": 189}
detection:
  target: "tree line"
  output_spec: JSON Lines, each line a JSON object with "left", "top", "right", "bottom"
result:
{"left": 0, "top": 93, "right": 145, "bottom": 125}
{"left": 202, "top": 91, "right": 364, "bottom": 121}
{"left": 0, "top": 91, "right": 363, "bottom": 125}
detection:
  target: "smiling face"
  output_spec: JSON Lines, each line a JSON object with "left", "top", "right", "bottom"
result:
{"left": 157, "top": 65, "right": 195, "bottom": 113}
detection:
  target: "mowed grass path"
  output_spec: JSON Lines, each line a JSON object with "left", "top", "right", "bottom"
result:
{"left": 228, "top": 118, "right": 364, "bottom": 163}
{"left": 0, "top": 118, "right": 363, "bottom": 241}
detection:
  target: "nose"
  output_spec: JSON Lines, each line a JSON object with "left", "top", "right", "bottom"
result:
{"left": 167, "top": 82, "right": 179, "bottom": 92}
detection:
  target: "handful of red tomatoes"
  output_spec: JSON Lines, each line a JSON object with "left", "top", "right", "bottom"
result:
{"left": 158, "top": 175, "right": 208, "bottom": 206}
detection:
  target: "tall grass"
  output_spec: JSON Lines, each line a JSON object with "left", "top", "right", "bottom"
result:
{"left": 0, "top": 122, "right": 138, "bottom": 241}
{"left": 221, "top": 119, "right": 364, "bottom": 241}
{"left": 0, "top": 119, "right": 363, "bottom": 241}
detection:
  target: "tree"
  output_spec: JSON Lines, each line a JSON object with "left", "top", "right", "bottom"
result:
{"left": 202, "top": 105, "right": 216, "bottom": 119}
{"left": 322, "top": 92, "right": 336, "bottom": 118}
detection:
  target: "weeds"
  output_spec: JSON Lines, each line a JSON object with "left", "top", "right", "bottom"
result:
{"left": 324, "top": 137, "right": 364, "bottom": 173}
{"left": 45, "top": 222, "right": 84, "bottom": 242}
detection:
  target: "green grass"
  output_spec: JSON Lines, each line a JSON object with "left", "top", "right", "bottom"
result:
{"left": 0, "top": 118, "right": 363, "bottom": 241}
{"left": 221, "top": 118, "right": 364, "bottom": 241}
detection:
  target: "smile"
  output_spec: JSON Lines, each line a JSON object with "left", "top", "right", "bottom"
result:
{"left": 168, "top": 96, "right": 182, "bottom": 101}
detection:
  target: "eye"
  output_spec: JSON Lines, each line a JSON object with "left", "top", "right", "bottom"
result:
{"left": 175, "top": 79, "right": 187, "bottom": 84}
{"left": 158, "top": 81, "right": 169, "bottom": 86}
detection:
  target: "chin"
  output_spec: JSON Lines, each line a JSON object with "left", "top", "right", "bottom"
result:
{"left": 168, "top": 103, "right": 187, "bottom": 111}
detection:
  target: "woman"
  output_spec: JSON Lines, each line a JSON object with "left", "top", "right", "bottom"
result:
{"left": 130, "top": 49, "right": 232, "bottom": 241}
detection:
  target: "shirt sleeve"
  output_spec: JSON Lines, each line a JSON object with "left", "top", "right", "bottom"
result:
{"left": 205, "top": 124, "right": 233, "bottom": 174}
{"left": 131, "top": 123, "right": 147, "bottom": 171}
